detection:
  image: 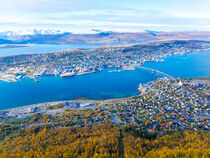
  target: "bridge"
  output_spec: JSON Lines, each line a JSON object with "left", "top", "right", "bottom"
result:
{"left": 138, "top": 66, "right": 175, "bottom": 79}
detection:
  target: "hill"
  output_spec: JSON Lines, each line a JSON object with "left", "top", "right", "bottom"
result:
{"left": 0, "top": 30, "right": 210, "bottom": 44}
{"left": 0, "top": 124, "right": 209, "bottom": 157}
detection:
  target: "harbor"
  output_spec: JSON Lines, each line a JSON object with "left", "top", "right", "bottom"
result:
{"left": 0, "top": 42, "right": 209, "bottom": 109}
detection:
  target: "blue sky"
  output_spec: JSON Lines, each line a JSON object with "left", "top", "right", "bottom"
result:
{"left": 0, "top": 0, "right": 210, "bottom": 32}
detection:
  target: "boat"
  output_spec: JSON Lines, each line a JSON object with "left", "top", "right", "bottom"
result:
{"left": 60, "top": 72, "right": 75, "bottom": 77}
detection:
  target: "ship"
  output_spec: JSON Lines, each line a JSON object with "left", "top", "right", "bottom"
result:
{"left": 60, "top": 72, "right": 75, "bottom": 77}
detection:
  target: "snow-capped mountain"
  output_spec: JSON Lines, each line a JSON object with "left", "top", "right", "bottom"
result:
{"left": 0, "top": 29, "right": 209, "bottom": 45}
{"left": 0, "top": 29, "right": 66, "bottom": 39}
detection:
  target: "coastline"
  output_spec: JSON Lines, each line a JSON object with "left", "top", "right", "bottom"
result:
{"left": 0, "top": 77, "right": 17, "bottom": 82}
{"left": 0, "top": 96, "right": 136, "bottom": 118}
{"left": 0, "top": 45, "right": 28, "bottom": 49}
{"left": 0, "top": 40, "right": 209, "bottom": 111}
{"left": 1, "top": 47, "right": 209, "bottom": 83}
{"left": 1, "top": 77, "right": 209, "bottom": 115}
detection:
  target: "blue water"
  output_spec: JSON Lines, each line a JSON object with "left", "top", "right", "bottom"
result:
{"left": 0, "top": 68, "right": 158, "bottom": 110}
{"left": 0, "top": 48, "right": 209, "bottom": 110}
{"left": 0, "top": 43, "right": 104, "bottom": 57}
{"left": 143, "top": 51, "right": 210, "bottom": 78}
{"left": 0, "top": 42, "right": 150, "bottom": 57}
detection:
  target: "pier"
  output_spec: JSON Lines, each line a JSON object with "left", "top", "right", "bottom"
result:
{"left": 33, "top": 77, "right": 39, "bottom": 83}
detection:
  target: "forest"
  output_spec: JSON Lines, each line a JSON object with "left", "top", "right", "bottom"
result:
{"left": 0, "top": 124, "right": 209, "bottom": 158}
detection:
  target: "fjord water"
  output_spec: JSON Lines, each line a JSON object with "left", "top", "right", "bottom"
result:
{"left": 0, "top": 42, "right": 147, "bottom": 57}
{"left": 0, "top": 43, "right": 104, "bottom": 57}
{"left": 0, "top": 48, "right": 209, "bottom": 110}
{"left": 144, "top": 50, "right": 210, "bottom": 78}
{"left": 0, "top": 68, "right": 158, "bottom": 110}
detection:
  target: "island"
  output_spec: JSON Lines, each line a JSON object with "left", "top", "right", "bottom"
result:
{"left": 0, "top": 40, "right": 209, "bottom": 82}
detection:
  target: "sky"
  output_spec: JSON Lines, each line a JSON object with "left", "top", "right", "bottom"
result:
{"left": 0, "top": 0, "right": 210, "bottom": 33}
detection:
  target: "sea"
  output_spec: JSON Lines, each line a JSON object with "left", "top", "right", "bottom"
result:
{"left": 0, "top": 43, "right": 104, "bottom": 57}
{"left": 0, "top": 43, "right": 209, "bottom": 110}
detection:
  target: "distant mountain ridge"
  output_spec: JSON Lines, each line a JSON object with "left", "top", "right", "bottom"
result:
{"left": 0, "top": 29, "right": 210, "bottom": 44}
{"left": 0, "top": 29, "right": 65, "bottom": 37}
{"left": 0, "top": 38, "right": 13, "bottom": 44}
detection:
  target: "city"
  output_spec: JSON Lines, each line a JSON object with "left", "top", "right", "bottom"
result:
{"left": 0, "top": 40, "right": 209, "bottom": 82}
{"left": 0, "top": 77, "right": 209, "bottom": 133}
{"left": 0, "top": 0, "right": 210, "bottom": 157}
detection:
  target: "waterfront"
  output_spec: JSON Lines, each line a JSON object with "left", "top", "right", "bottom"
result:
{"left": 0, "top": 68, "right": 158, "bottom": 110}
{"left": 1, "top": 40, "right": 208, "bottom": 82}
{"left": 0, "top": 48, "right": 209, "bottom": 110}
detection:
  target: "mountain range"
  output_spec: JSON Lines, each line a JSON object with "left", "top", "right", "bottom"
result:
{"left": 0, "top": 29, "right": 210, "bottom": 44}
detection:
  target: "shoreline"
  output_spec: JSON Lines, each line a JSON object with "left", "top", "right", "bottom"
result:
{"left": 1, "top": 48, "right": 209, "bottom": 83}
{"left": 1, "top": 77, "right": 209, "bottom": 112}
{"left": 0, "top": 45, "right": 28, "bottom": 49}
{"left": 0, "top": 77, "right": 17, "bottom": 82}
{"left": 0, "top": 95, "right": 135, "bottom": 113}
{"left": 0, "top": 40, "right": 209, "bottom": 111}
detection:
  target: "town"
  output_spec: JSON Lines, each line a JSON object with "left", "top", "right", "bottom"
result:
{"left": 0, "top": 77, "right": 209, "bottom": 134}
{"left": 0, "top": 40, "right": 210, "bottom": 82}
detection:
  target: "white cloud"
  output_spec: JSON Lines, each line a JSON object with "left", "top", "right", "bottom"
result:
{"left": 0, "top": 0, "right": 210, "bottom": 32}
{"left": 0, "top": 0, "right": 92, "bottom": 12}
